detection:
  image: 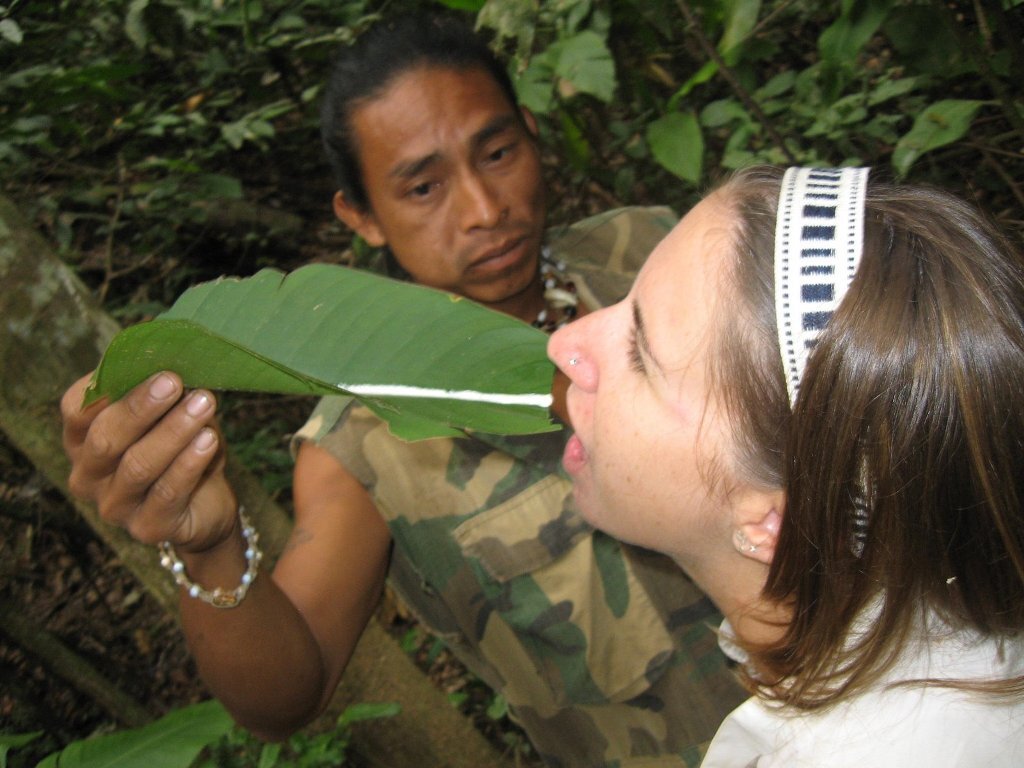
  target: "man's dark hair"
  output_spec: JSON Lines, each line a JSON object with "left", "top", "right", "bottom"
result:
{"left": 320, "top": 13, "right": 519, "bottom": 211}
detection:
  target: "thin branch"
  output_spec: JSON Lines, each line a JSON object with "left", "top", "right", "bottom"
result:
{"left": 936, "top": 0, "right": 1024, "bottom": 142}
{"left": 673, "top": 0, "right": 797, "bottom": 164}
{"left": 97, "top": 154, "right": 127, "bottom": 305}
{"left": 749, "top": 0, "right": 800, "bottom": 39}
{"left": 978, "top": 147, "right": 1024, "bottom": 217}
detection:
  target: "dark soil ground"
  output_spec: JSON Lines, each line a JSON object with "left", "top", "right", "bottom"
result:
{"left": 0, "top": 425, "right": 542, "bottom": 767}
{"left": 1, "top": 436, "right": 204, "bottom": 763}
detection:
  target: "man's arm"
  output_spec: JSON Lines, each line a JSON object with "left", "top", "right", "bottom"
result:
{"left": 179, "top": 442, "right": 390, "bottom": 738}
{"left": 61, "top": 372, "right": 391, "bottom": 740}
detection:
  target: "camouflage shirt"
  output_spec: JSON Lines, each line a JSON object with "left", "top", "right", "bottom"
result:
{"left": 294, "top": 207, "right": 747, "bottom": 768}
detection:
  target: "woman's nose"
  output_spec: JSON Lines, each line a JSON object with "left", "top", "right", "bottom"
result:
{"left": 548, "top": 313, "right": 599, "bottom": 393}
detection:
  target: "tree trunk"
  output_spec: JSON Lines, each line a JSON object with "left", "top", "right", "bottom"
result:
{"left": 0, "top": 194, "right": 510, "bottom": 768}
{"left": 0, "top": 599, "right": 153, "bottom": 728}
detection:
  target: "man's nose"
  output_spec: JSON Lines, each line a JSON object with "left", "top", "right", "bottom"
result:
{"left": 456, "top": 171, "right": 505, "bottom": 230}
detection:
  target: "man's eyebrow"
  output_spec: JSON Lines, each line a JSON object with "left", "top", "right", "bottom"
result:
{"left": 390, "top": 151, "right": 442, "bottom": 181}
{"left": 471, "top": 114, "right": 520, "bottom": 153}
{"left": 632, "top": 299, "right": 664, "bottom": 375}
{"left": 388, "top": 115, "right": 519, "bottom": 181}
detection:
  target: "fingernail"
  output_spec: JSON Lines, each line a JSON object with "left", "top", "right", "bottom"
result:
{"left": 186, "top": 391, "right": 212, "bottom": 418}
{"left": 193, "top": 428, "right": 217, "bottom": 453}
{"left": 150, "top": 373, "right": 177, "bottom": 401}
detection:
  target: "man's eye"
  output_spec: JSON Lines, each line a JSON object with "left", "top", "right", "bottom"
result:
{"left": 407, "top": 181, "right": 436, "bottom": 199}
{"left": 628, "top": 327, "right": 646, "bottom": 374}
{"left": 486, "top": 142, "right": 516, "bottom": 164}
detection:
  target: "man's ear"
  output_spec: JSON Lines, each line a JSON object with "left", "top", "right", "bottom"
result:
{"left": 332, "top": 191, "right": 386, "bottom": 247}
{"left": 520, "top": 106, "right": 539, "bottom": 139}
{"left": 732, "top": 489, "right": 785, "bottom": 566}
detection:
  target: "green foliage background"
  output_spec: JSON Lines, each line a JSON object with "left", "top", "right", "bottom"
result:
{"left": 1, "top": 0, "right": 1021, "bottom": 318}
{"left": 1, "top": 0, "right": 1022, "bottom": 765}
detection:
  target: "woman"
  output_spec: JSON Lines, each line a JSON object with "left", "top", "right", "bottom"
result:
{"left": 548, "top": 165, "right": 1024, "bottom": 766}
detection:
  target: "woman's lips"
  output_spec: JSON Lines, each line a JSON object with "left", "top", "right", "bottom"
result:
{"left": 562, "top": 432, "right": 588, "bottom": 476}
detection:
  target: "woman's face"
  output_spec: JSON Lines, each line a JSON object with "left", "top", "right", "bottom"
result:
{"left": 547, "top": 193, "right": 739, "bottom": 563}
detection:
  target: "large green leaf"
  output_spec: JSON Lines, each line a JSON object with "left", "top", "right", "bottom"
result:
{"left": 892, "top": 99, "right": 985, "bottom": 177}
{"left": 85, "top": 264, "right": 558, "bottom": 441}
{"left": 35, "top": 700, "right": 232, "bottom": 768}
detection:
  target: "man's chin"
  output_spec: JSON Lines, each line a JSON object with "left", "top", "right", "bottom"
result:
{"left": 466, "top": 269, "right": 540, "bottom": 309}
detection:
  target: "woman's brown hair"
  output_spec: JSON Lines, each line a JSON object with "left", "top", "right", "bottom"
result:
{"left": 713, "top": 165, "right": 1024, "bottom": 709}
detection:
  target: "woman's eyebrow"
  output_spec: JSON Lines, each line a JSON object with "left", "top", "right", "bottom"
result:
{"left": 632, "top": 299, "right": 664, "bottom": 375}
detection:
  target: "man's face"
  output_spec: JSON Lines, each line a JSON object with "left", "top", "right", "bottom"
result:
{"left": 334, "top": 65, "right": 547, "bottom": 310}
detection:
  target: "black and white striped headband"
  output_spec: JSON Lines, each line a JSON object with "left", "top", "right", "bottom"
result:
{"left": 774, "top": 166, "right": 870, "bottom": 404}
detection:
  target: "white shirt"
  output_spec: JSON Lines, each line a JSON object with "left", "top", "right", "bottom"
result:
{"left": 703, "top": 617, "right": 1024, "bottom": 767}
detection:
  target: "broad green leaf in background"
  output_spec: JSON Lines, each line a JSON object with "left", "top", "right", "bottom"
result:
{"left": 818, "top": 0, "right": 891, "bottom": 65}
{"left": 718, "top": 0, "right": 762, "bottom": 66}
{"left": 883, "top": 6, "right": 971, "bottom": 77}
{"left": 700, "top": 99, "right": 750, "bottom": 129}
{"left": 512, "top": 56, "right": 556, "bottom": 114}
{"left": 336, "top": 701, "right": 402, "bottom": 727}
{"left": 892, "top": 99, "right": 986, "bottom": 177}
{"left": 551, "top": 31, "right": 616, "bottom": 102}
{"left": 85, "top": 264, "right": 558, "bottom": 441}
{"left": 435, "top": 0, "right": 487, "bottom": 11}
{"left": 1, "top": 731, "right": 42, "bottom": 767}
{"left": 124, "top": 0, "right": 152, "bottom": 50}
{"left": 0, "top": 17, "right": 24, "bottom": 45}
{"left": 36, "top": 700, "right": 232, "bottom": 768}
{"left": 477, "top": 0, "right": 537, "bottom": 66}
{"left": 193, "top": 173, "right": 243, "bottom": 200}
{"left": 646, "top": 110, "right": 704, "bottom": 183}
{"left": 558, "top": 109, "right": 591, "bottom": 171}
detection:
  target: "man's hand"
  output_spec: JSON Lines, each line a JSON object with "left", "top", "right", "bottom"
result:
{"left": 61, "top": 371, "right": 237, "bottom": 553}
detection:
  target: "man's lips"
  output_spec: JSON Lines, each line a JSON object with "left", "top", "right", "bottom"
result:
{"left": 467, "top": 236, "right": 527, "bottom": 273}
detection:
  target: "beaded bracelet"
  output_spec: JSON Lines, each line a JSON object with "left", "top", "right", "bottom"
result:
{"left": 158, "top": 506, "right": 262, "bottom": 608}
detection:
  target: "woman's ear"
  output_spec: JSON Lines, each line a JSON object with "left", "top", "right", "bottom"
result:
{"left": 732, "top": 490, "right": 784, "bottom": 566}
{"left": 332, "top": 191, "right": 386, "bottom": 247}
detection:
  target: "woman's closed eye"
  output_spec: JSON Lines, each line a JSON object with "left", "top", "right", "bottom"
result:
{"left": 629, "top": 325, "right": 647, "bottom": 374}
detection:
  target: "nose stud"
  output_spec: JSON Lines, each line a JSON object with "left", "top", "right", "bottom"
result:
{"left": 568, "top": 357, "right": 579, "bottom": 367}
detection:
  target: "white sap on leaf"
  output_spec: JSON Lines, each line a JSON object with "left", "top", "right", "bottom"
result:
{"left": 336, "top": 383, "right": 552, "bottom": 408}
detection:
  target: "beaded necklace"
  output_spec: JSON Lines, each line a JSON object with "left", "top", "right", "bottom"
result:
{"left": 532, "top": 254, "right": 579, "bottom": 333}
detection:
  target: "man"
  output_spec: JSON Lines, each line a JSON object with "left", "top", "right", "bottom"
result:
{"left": 61, "top": 14, "right": 746, "bottom": 767}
